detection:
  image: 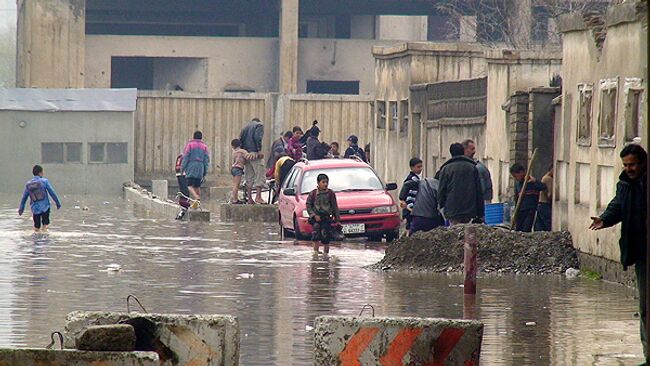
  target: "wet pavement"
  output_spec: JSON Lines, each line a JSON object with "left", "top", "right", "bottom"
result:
{"left": 0, "top": 193, "right": 644, "bottom": 365}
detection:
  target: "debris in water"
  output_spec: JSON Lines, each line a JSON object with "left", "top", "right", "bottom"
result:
{"left": 105, "top": 264, "right": 122, "bottom": 272}
{"left": 565, "top": 268, "right": 580, "bottom": 278}
{"left": 525, "top": 322, "right": 537, "bottom": 326}
{"left": 236, "top": 273, "right": 254, "bottom": 279}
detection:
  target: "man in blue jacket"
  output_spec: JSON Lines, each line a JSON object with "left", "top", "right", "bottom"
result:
{"left": 590, "top": 144, "right": 647, "bottom": 361}
{"left": 18, "top": 165, "right": 62, "bottom": 232}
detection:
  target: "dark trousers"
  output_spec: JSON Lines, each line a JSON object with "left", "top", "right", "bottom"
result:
{"left": 409, "top": 216, "right": 441, "bottom": 236}
{"left": 515, "top": 209, "right": 536, "bottom": 232}
{"left": 534, "top": 203, "right": 552, "bottom": 231}
{"left": 310, "top": 217, "right": 333, "bottom": 244}
{"left": 636, "top": 261, "right": 648, "bottom": 360}
{"left": 33, "top": 209, "right": 50, "bottom": 229}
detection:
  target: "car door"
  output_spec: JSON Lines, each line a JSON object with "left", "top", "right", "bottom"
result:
{"left": 279, "top": 167, "right": 300, "bottom": 227}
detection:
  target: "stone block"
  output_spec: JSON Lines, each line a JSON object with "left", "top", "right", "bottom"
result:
{"left": 188, "top": 210, "right": 211, "bottom": 222}
{"left": 0, "top": 348, "right": 158, "bottom": 366}
{"left": 75, "top": 324, "right": 136, "bottom": 351}
{"left": 152, "top": 180, "right": 169, "bottom": 199}
{"left": 313, "top": 316, "right": 483, "bottom": 366}
{"left": 64, "top": 311, "right": 240, "bottom": 366}
{"left": 219, "top": 204, "right": 277, "bottom": 222}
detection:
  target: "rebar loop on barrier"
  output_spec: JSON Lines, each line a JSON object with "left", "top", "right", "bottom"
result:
{"left": 45, "top": 331, "right": 64, "bottom": 350}
{"left": 126, "top": 294, "right": 149, "bottom": 313}
{"left": 358, "top": 304, "right": 375, "bottom": 317}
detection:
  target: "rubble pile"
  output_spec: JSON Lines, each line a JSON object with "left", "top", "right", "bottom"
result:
{"left": 371, "top": 225, "right": 579, "bottom": 274}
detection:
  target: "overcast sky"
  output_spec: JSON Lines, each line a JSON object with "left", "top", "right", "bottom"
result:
{"left": 0, "top": 0, "right": 17, "bottom": 33}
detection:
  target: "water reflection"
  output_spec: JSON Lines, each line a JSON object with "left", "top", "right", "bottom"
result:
{"left": 0, "top": 194, "right": 643, "bottom": 365}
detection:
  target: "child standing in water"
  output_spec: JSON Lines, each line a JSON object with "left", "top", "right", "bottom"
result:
{"left": 306, "top": 173, "right": 341, "bottom": 254}
{"left": 230, "top": 139, "right": 248, "bottom": 204}
{"left": 18, "top": 165, "right": 61, "bottom": 232}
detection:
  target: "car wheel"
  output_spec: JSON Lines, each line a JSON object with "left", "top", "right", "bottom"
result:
{"left": 294, "top": 216, "right": 308, "bottom": 240}
{"left": 385, "top": 229, "right": 400, "bottom": 242}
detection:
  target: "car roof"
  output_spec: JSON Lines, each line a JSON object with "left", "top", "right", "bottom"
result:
{"left": 294, "top": 158, "right": 369, "bottom": 171}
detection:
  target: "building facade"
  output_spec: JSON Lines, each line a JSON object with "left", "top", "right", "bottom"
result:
{"left": 555, "top": 1, "right": 648, "bottom": 281}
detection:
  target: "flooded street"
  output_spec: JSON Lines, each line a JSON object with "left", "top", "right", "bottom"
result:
{"left": 0, "top": 193, "right": 644, "bottom": 365}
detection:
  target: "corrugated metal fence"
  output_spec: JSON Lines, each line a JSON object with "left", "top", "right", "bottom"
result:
{"left": 134, "top": 91, "right": 372, "bottom": 178}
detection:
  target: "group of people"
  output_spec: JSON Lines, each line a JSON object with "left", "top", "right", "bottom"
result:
{"left": 230, "top": 119, "right": 370, "bottom": 204}
{"left": 398, "top": 139, "right": 555, "bottom": 236}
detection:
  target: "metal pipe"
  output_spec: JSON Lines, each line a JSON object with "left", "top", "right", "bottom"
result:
{"left": 463, "top": 225, "right": 477, "bottom": 295}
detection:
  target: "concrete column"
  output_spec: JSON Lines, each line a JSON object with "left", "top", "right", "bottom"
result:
{"left": 459, "top": 16, "right": 477, "bottom": 43}
{"left": 16, "top": 0, "right": 85, "bottom": 88}
{"left": 279, "top": 0, "right": 299, "bottom": 94}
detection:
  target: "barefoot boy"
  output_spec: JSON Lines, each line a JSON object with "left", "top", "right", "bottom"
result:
{"left": 18, "top": 165, "right": 61, "bottom": 232}
{"left": 305, "top": 173, "right": 341, "bottom": 253}
{"left": 230, "top": 139, "right": 247, "bottom": 204}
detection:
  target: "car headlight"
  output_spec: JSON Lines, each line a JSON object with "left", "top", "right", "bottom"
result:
{"left": 371, "top": 205, "right": 397, "bottom": 214}
{"left": 302, "top": 210, "right": 310, "bottom": 218}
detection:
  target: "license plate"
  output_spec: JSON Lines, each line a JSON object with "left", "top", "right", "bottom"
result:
{"left": 342, "top": 223, "right": 365, "bottom": 234}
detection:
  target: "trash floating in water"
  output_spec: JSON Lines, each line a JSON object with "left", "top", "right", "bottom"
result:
{"left": 525, "top": 322, "right": 536, "bottom": 326}
{"left": 565, "top": 268, "right": 580, "bottom": 278}
{"left": 305, "top": 325, "right": 314, "bottom": 331}
{"left": 236, "top": 273, "right": 254, "bottom": 279}
{"left": 82, "top": 206, "right": 89, "bottom": 211}
{"left": 104, "top": 264, "right": 121, "bottom": 272}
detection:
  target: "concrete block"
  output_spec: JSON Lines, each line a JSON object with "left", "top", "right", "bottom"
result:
{"left": 314, "top": 316, "right": 483, "bottom": 366}
{"left": 152, "top": 179, "right": 169, "bottom": 199}
{"left": 76, "top": 324, "right": 136, "bottom": 351}
{"left": 64, "top": 311, "right": 240, "bottom": 366}
{"left": 188, "top": 210, "right": 211, "bottom": 222}
{"left": 0, "top": 348, "right": 158, "bottom": 366}
{"left": 219, "top": 204, "right": 277, "bottom": 222}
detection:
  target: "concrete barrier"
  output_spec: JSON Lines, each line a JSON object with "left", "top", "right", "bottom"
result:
{"left": 152, "top": 179, "right": 169, "bottom": 199}
{"left": 219, "top": 204, "right": 277, "bottom": 222}
{"left": 124, "top": 184, "right": 211, "bottom": 222}
{"left": 0, "top": 348, "right": 159, "bottom": 366}
{"left": 64, "top": 311, "right": 239, "bottom": 366}
{"left": 313, "top": 316, "right": 483, "bottom": 366}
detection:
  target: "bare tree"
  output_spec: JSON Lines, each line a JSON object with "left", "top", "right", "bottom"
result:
{"left": 435, "top": 0, "right": 614, "bottom": 49}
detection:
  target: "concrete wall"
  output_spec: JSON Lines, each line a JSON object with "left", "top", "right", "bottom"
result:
{"left": 16, "top": 0, "right": 85, "bottom": 88}
{"left": 85, "top": 35, "right": 279, "bottom": 93}
{"left": 0, "top": 110, "right": 134, "bottom": 195}
{"left": 376, "top": 16, "right": 428, "bottom": 41}
{"left": 298, "top": 39, "right": 393, "bottom": 96}
{"left": 484, "top": 49, "right": 561, "bottom": 201}
{"left": 0, "top": 349, "right": 159, "bottom": 366}
{"left": 372, "top": 42, "right": 486, "bottom": 184}
{"left": 555, "top": 2, "right": 648, "bottom": 264}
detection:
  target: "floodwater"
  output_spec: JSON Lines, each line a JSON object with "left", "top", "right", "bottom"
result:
{"left": 0, "top": 193, "right": 644, "bottom": 365}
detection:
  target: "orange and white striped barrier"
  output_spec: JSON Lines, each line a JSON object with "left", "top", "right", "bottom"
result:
{"left": 314, "top": 316, "right": 483, "bottom": 366}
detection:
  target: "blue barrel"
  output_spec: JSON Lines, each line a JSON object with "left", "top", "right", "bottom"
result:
{"left": 484, "top": 203, "right": 505, "bottom": 226}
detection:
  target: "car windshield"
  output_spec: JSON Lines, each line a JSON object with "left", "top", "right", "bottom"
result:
{"left": 300, "top": 167, "right": 384, "bottom": 194}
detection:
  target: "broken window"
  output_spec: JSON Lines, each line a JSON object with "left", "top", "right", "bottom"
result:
{"left": 377, "top": 101, "right": 386, "bottom": 129}
{"left": 389, "top": 102, "right": 398, "bottom": 131}
{"left": 399, "top": 100, "right": 409, "bottom": 135}
{"left": 576, "top": 83, "right": 593, "bottom": 145}
{"left": 107, "top": 143, "right": 129, "bottom": 164}
{"left": 623, "top": 78, "right": 644, "bottom": 142}
{"left": 89, "top": 143, "right": 106, "bottom": 163}
{"left": 65, "top": 143, "right": 82, "bottom": 163}
{"left": 598, "top": 78, "right": 618, "bottom": 146}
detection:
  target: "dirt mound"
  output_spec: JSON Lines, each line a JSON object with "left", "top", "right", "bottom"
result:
{"left": 370, "top": 225, "right": 579, "bottom": 274}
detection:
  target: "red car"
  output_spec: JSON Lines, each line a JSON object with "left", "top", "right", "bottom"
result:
{"left": 278, "top": 158, "right": 400, "bottom": 241}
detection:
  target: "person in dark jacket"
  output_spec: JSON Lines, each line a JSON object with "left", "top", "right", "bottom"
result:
{"left": 306, "top": 129, "right": 327, "bottom": 160}
{"left": 399, "top": 158, "right": 423, "bottom": 231}
{"left": 239, "top": 118, "right": 265, "bottom": 204}
{"left": 300, "top": 120, "right": 320, "bottom": 145}
{"left": 590, "top": 144, "right": 647, "bottom": 359}
{"left": 436, "top": 143, "right": 484, "bottom": 224}
{"left": 409, "top": 178, "right": 444, "bottom": 236}
{"left": 510, "top": 163, "right": 547, "bottom": 232}
{"left": 462, "top": 139, "right": 493, "bottom": 202}
{"left": 267, "top": 131, "right": 292, "bottom": 169}
{"left": 344, "top": 135, "right": 367, "bottom": 162}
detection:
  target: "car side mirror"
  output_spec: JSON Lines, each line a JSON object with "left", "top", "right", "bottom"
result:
{"left": 283, "top": 188, "right": 296, "bottom": 196}
{"left": 386, "top": 183, "right": 398, "bottom": 191}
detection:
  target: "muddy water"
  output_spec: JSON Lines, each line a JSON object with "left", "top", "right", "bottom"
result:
{"left": 0, "top": 194, "right": 643, "bottom": 365}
